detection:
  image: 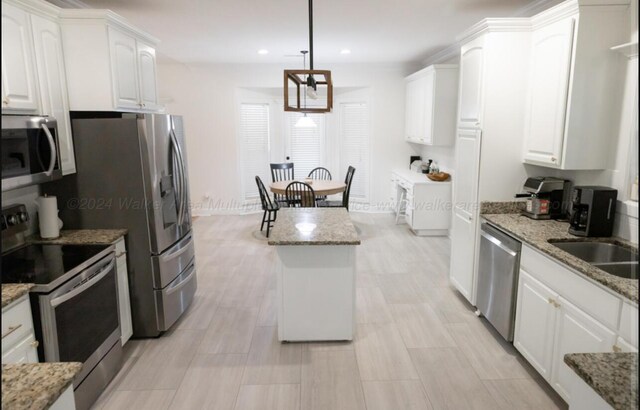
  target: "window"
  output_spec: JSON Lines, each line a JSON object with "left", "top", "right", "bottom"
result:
{"left": 339, "top": 101, "right": 370, "bottom": 202}
{"left": 284, "top": 112, "right": 325, "bottom": 179}
{"left": 239, "top": 103, "right": 270, "bottom": 200}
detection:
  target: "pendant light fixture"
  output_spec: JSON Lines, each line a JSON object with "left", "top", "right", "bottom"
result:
{"left": 284, "top": 0, "right": 333, "bottom": 114}
{"left": 295, "top": 51, "right": 317, "bottom": 128}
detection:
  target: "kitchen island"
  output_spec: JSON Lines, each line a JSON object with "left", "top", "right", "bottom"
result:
{"left": 268, "top": 208, "right": 361, "bottom": 342}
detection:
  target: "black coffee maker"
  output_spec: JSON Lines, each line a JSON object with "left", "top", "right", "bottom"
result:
{"left": 568, "top": 186, "right": 618, "bottom": 237}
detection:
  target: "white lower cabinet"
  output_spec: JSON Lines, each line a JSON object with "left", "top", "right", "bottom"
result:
{"left": 550, "top": 296, "right": 616, "bottom": 401}
{"left": 115, "top": 238, "right": 133, "bottom": 345}
{"left": 2, "top": 295, "right": 38, "bottom": 364}
{"left": 513, "top": 270, "right": 557, "bottom": 379}
{"left": 514, "top": 244, "right": 637, "bottom": 403}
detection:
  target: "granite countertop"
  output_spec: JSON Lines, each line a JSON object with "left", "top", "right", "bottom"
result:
{"left": 27, "top": 229, "right": 127, "bottom": 245}
{"left": 564, "top": 352, "right": 638, "bottom": 410}
{"left": 268, "top": 208, "right": 361, "bottom": 246}
{"left": 481, "top": 213, "right": 638, "bottom": 302}
{"left": 1, "top": 284, "right": 35, "bottom": 309}
{"left": 2, "top": 362, "right": 82, "bottom": 410}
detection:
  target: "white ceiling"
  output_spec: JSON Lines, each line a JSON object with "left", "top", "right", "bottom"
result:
{"left": 76, "top": 0, "right": 543, "bottom": 64}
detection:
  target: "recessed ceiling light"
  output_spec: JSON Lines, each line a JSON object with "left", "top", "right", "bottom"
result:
{"left": 258, "top": 49, "right": 269, "bottom": 55}
{"left": 340, "top": 49, "right": 351, "bottom": 55}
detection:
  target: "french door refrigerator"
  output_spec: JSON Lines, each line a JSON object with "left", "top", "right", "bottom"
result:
{"left": 46, "top": 113, "right": 197, "bottom": 337}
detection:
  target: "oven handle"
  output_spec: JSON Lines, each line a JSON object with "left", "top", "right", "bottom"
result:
{"left": 41, "top": 124, "right": 57, "bottom": 177}
{"left": 50, "top": 258, "right": 115, "bottom": 307}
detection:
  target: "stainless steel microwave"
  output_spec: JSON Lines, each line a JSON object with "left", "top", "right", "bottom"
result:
{"left": 1, "top": 115, "right": 62, "bottom": 191}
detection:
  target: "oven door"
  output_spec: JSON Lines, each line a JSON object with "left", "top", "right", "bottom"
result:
{"left": 39, "top": 253, "right": 120, "bottom": 384}
{"left": 1, "top": 115, "right": 62, "bottom": 191}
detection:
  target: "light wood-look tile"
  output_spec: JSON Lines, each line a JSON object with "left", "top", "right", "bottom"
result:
{"left": 234, "top": 384, "right": 300, "bottom": 410}
{"left": 354, "top": 323, "right": 418, "bottom": 381}
{"left": 301, "top": 350, "right": 366, "bottom": 410}
{"left": 199, "top": 306, "right": 259, "bottom": 354}
{"left": 375, "top": 274, "right": 428, "bottom": 304}
{"left": 242, "top": 326, "right": 302, "bottom": 385}
{"left": 409, "top": 347, "right": 499, "bottom": 410}
{"left": 362, "top": 380, "right": 433, "bottom": 410}
{"left": 120, "top": 329, "right": 204, "bottom": 390}
{"left": 169, "top": 354, "right": 246, "bottom": 410}
{"left": 389, "top": 304, "right": 456, "bottom": 348}
{"left": 356, "top": 287, "right": 393, "bottom": 324}
{"left": 483, "top": 379, "right": 567, "bottom": 409}
{"left": 422, "top": 285, "right": 478, "bottom": 324}
{"left": 218, "top": 271, "right": 269, "bottom": 308}
{"left": 256, "top": 290, "right": 277, "bottom": 326}
{"left": 101, "top": 390, "right": 176, "bottom": 410}
{"left": 446, "top": 320, "right": 537, "bottom": 380}
{"left": 356, "top": 271, "right": 379, "bottom": 288}
{"left": 175, "top": 289, "right": 221, "bottom": 330}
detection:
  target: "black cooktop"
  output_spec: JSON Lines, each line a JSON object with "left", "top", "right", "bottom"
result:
{"left": 2, "top": 244, "right": 110, "bottom": 288}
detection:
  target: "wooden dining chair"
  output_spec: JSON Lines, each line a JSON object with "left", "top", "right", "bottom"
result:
{"left": 270, "top": 163, "right": 294, "bottom": 207}
{"left": 285, "top": 181, "right": 317, "bottom": 208}
{"left": 308, "top": 167, "right": 332, "bottom": 201}
{"left": 318, "top": 166, "right": 355, "bottom": 211}
{"left": 255, "top": 176, "right": 278, "bottom": 237}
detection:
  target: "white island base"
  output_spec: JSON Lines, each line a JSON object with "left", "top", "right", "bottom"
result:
{"left": 276, "top": 245, "right": 356, "bottom": 342}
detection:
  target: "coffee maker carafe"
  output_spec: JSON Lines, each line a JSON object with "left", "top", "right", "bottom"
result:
{"left": 568, "top": 186, "right": 617, "bottom": 237}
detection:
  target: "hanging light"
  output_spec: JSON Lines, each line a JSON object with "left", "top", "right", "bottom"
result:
{"left": 283, "top": 0, "right": 333, "bottom": 114}
{"left": 295, "top": 113, "right": 317, "bottom": 128}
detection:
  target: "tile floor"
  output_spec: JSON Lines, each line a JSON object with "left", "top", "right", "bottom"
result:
{"left": 91, "top": 213, "right": 567, "bottom": 410}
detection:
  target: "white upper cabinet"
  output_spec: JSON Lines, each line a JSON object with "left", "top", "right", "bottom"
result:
{"left": 1, "top": 2, "right": 40, "bottom": 113}
{"left": 59, "top": 9, "right": 161, "bottom": 112}
{"left": 523, "top": 1, "right": 630, "bottom": 169}
{"left": 30, "top": 13, "right": 75, "bottom": 175}
{"left": 404, "top": 64, "right": 458, "bottom": 145}
{"left": 458, "top": 36, "right": 484, "bottom": 129}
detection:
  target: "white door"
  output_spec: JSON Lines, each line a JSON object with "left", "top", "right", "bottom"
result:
{"left": 30, "top": 14, "right": 76, "bottom": 175}
{"left": 550, "top": 296, "right": 617, "bottom": 401}
{"left": 449, "top": 128, "right": 481, "bottom": 302}
{"left": 513, "top": 269, "right": 558, "bottom": 380}
{"left": 421, "top": 70, "right": 434, "bottom": 144}
{"left": 108, "top": 27, "right": 140, "bottom": 110}
{"left": 523, "top": 17, "right": 576, "bottom": 167}
{"left": 404, "top": 79, "right": 418, "bottom": 142}
{"left": 458, "top": 36, "right": 484, "bottom": 128}
{"left": 1, "top": 3, "right": 39, "bottom": 112}
{"left": 137, "top": 41, "right": 159, "bottom": 110}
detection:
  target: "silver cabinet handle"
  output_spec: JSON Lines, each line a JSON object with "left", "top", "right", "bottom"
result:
{"left": 51, "top": 258, "right": 115, "bottom": 307}
{"left": 41, "top": 124, "right": 57, "bottom": 176}
{"left": 2, "top": 324, "right": 23, "bottom": 339}
{"left": 165, "top": 264, "right": 196, "bottom": 296}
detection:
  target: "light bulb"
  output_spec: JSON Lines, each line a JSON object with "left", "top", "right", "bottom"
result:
{"left": 306, "top": 85, "right": 318, "bottom": 100}
{"left": 295, "top": 114, "right": 317, "bottom": 128}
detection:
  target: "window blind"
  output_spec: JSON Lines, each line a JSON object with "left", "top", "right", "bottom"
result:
{"left": 340, "top": 102, "right": 370, "bottom": 201}
{"left": 240, "top": 103, "right": 270, "bottom": 200}
{"left": 284, "top": 112, "right": 325, "bottom": 179}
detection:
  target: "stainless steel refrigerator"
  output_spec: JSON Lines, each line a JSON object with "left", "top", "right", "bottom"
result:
{"left": 45, "top": 113, "right": 197, "bottom": 337}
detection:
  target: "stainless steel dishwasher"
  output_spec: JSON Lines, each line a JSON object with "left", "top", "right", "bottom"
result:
{"left": 477, "top": 222, "right": 522, "bottom": 341}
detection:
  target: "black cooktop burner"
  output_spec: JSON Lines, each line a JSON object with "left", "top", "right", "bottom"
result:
{"left": 2, "top": 244, "right": 109, "bottom": 287}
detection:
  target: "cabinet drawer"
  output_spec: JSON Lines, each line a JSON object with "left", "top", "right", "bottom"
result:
{"left": 521, "top": 245, "right": 621, "bottom": 330}
{"left": 2, "top": 333, "right": 38, "bottom": 364}
{"left": 618, "top": 302, "right": 638, "bottom": 348}
{"left": 1, "top": 297, "right": 34, "bottom": 353}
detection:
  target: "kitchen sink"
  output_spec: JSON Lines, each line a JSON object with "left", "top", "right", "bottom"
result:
{"left": 550, "top": 241, "right": 639, "bottom": 279}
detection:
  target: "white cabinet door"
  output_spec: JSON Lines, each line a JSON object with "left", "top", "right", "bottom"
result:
{"left": 2, "top": 334, "right": 39, "bottom": 364}
{"left": 513, "top": 269, "right": 558, "bottom": 380}
{"left": 523, "top": 17, "right": 575, "bottom": 167}
{"left": 458, "top": 36, "right": 484, "bottom": 128}
{"left": 615, "top": 336, "right": 637, "bottom": 353}
{"left": 30, "top": 14, "right": 75, "bottom": 175}
{"left": 108, "top": 28, "right": 140, "bottom": 110}
{"left": 137, "top": 41, "right": 159, "bottom": 110}
{"left": 551, "top": 295, "right": 617, "bottom": 401}
{"left": 449, "top": 128, "right": 481, "bottom": 302}
{"left": 1, "top": 3, "right": 39, "bottom": 112}
{"left": 405, "top": 78, "right": 421, "bottom": 142}
{"left": 421, "top": 71, "right": 434, "bottom": 144}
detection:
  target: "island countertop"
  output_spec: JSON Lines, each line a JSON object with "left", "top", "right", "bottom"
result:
{"left": 268, "top": 208, "right": 361, "bottom": 246}
{"left": 2, "top": 362, "right": 83, "bottom": 410}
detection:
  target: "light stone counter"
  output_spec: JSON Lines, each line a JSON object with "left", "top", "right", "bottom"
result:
{"left": 268, "top": 208, "right": 360, "bottom": 246}
{"left": 1, "top": 284, "right": 35, "bottom": 309}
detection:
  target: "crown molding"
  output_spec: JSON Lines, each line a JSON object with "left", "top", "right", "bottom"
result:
{"left": 4, "top": 0, "right": 60, "bottom": 18}
{"left": 59, "top": 9, "right": 160, "bottom": 45}
{"left": 46, "top": 0, "right": 90, "bottom": 8}
{"left": 422, "top": 44, "right": 461, "bottom": 66}
{"left": 456, "top": 18, "right": 532, "bottom": 43}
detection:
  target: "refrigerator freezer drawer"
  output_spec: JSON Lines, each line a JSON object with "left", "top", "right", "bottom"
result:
{"left": 154, "top": 262, "right": 197, "bottom": 332}
{"left": 152, "top": 233, "right": 195, "bottom": 289}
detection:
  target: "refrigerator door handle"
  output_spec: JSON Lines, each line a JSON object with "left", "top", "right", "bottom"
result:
{"left": 170, "top": 121, "right": 188, "bottom": 226}
{"left": 169, "top": 129, "right": 185, "bottom": 225}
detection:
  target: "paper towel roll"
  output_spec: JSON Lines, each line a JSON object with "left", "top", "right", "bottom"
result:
{"left": 37, "top": 195, "right": 62, "bottom": 239}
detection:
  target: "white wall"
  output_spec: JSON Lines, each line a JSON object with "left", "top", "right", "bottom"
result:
{"left": 156, "top": 62, "right": 415, "bottom": 214}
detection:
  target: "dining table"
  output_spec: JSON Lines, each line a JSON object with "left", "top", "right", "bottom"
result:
{"left": 269, "top": 179, "right": 346, "bottom": 196}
